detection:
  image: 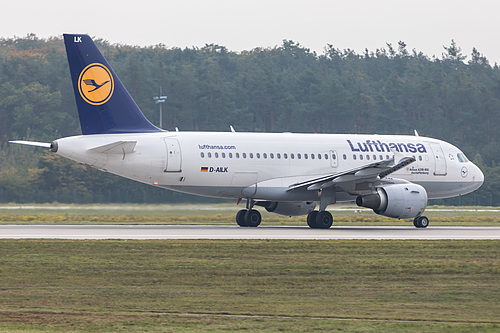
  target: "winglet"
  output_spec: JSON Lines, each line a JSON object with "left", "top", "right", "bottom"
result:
{"left": 63, "top": 34, "right": 162, "bottom": 135}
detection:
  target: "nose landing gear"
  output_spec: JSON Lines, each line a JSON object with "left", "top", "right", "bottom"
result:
{"left": 413, "top": 216, "right": 429, "bottom": 228}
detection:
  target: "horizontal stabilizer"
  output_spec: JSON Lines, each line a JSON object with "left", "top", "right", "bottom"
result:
{"left": 9, "top": 140, "right": 51, "bottom": 148}
{"left": 89, "top": 141, "right": 137, "bottom": 154}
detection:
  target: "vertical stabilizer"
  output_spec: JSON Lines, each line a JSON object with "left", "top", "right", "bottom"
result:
{"left": 63, "top": 34, "right": 161, "bottom": 135}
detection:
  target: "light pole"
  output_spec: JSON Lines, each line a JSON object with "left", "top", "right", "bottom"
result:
{"left": 153, "top": 86, "right": 167, "bottom": 128}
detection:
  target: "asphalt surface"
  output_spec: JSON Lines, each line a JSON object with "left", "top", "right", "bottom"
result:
{"left": 0, "top": 225, "right": 499, "bottom": 240}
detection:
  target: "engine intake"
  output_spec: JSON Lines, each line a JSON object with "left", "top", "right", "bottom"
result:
{"left": 356, "top": 184, "right": 427, "bottom": 219}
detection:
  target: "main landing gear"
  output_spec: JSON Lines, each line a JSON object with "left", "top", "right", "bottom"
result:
{"left": 306, "top": 210, "right": 333, "bottom": 229}
{"left": 236, "top": 208, "right": 262, "bottom": 227}
{"left": 413, "top": 216, "right": 429, "bottom": 228}
{"left": 236, "top": 199, "right": 262, "bottom": 227}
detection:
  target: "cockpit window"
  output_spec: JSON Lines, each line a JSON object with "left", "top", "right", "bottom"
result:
{"left": 457, "top": 153, "right": 469, "bottom": 163}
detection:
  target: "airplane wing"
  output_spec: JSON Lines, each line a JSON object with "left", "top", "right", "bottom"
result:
{"left": 287, "top": 154, "right": 416, "bottom": 194}
{"left": 9, "top": 140, "right": 51, "bottom": 148}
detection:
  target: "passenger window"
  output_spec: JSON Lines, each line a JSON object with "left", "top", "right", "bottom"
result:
{"left": 343, "top": 154, "right": 347, "bottom": 160}
{"left": 256, "top": 153, "right": 260, "bottom": 159}
{"left": 215, "top": 152, "right": 219, "bottom": 158}
{"left": 270, "top": 153, "right": 274, "bottom": 159}
{"left": 284, "top": 153, "right": 288, "bottom": 159}
{"left": 291, "top": 153, "right": 295, "bottom": 159}
{"left": 242, "top": 153, "right": 246, "bottom": 158}
{"left": 298, "top": 154, "right": 302, "bottom": 159}
{"left": 200, "top": 152, "right": 205, "bottom": 158}
{"left": 222, "top": 152, "right": 226, "bottom": 158}
{"left": 229, "top": 153, "right": 233, "bottom": 158}
{"left": 304, "top": 154, "right": 308, "bottom": 159}
{"left": 366, "top": 155, "right": 370, "bottom": 160}
{"left": 419, "top": 155, "right": 422, "bottom": 161}
{"left": 277, "top": 153, "right": 281, "bottom": 159}
{"left": 324, "top": 154, "right": 328, "bottom": 160}
{"left": 332, "top": 153, "right": 336, "bottom": 160}
{"left": 318, "top": 154, "right": 321, "bottom": 160}
{"left": 236, "top": 153, "right": 240, "bottom": 158}
{"left": 311, "top": 154, "right": 315, "bottom": 160}
{"left": 360, "top": 155, "right": 363, "bottom": 160}
{"left": 353, "top": 155, "right": 357, "bottom": 160}
{"left": 208, "top": 152, "right": 212, "bottom": 158}
{"left": 373, "top": 155, "right": 376, "bottom": 160}
{"left": 263, "top": 153, "right": 267, "bottom": 159}
{"left": 249, "top": 153, "right": 254, "bottom": 159}
{"left": 379, "top": 155, "right": 383, "bottom": 160}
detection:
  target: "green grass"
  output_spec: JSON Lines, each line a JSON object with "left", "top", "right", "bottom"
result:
{"left": 0, "top": 240, "right": 498, "bottom": 332}
{"left": 1, "top": 203, "right": 500, "bottom": 225}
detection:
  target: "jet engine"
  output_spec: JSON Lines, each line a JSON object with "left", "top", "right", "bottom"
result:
{"left": 257, "top": 201, "right": 317, "bottom": 217}
{"left": 356, "top": 183, "right": 427, "bottom": 219}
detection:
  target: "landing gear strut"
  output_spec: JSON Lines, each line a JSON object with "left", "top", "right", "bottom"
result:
{"left": 307, "top": 210, "right": 333, "bottom": 229}
{"left": 236, "top": 199, "right": 262, "bottom": 227}
{"left": 413, "top": 216, "right": 429, "bottom": 228}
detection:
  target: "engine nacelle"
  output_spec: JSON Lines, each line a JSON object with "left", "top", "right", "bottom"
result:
{"left": 356, "top": 183, "right": 428, "bottom": 219}
{"left": 258, "top": 201, "right": 316, "bottom": 217}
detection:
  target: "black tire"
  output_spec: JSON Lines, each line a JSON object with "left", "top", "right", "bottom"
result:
{"left": 236, "top": 209, "right": 248, "bottom": 227}
{"left": 307, "top": 211, "right": 319, "bottom": 228}
{"left": 244, "top": 209, "right": 262, "bottom": 227}
{"left": 413, "top": 216, "right": 429, "bottom": 228}
{"left": 419, "top": 216, "right": 429, "bottom": 228}
{"left": 316, "top": 211, "right": 333, "bottom": 229}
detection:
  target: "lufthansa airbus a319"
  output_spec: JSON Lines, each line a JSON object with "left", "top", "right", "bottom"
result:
{"left": 11, "top": 34, "right": 484, "bottom": 229}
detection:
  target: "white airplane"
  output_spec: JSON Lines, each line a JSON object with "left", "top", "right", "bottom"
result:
{"left": 11, "top": 34, "right": 484, "bottom": 229}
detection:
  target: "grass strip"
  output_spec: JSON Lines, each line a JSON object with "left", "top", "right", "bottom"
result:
{"left": 1, "top": 204, "right": 500, "bottom": 226}
{"left": 0, "top": 240, "right": 498, "bottom": 332}
{"left": 1, "top": 214, "right": 500, "bottom": 225}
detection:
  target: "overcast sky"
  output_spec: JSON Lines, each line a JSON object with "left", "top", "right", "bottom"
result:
{"left": 2, "top": 0, "right": 499, "bottom": 63}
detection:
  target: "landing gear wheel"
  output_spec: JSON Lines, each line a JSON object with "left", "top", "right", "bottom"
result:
{"left": 316, "top": 211, "right": 333, "bottom": 229}
{"left": 307, "top": 211, "right": 319, "bottom": 228}
{"left": 413, "top": 216, "right": 429, "bottom": 228}
{"left": 236, "top": 209, "right": 248, "bottom": 227}
{"left": 244, "top": 209, "right": 262, "bottom": 227}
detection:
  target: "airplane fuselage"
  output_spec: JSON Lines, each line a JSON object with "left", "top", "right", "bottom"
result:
{"left": 52, "top": 132, "right": 483, "bottom": 204}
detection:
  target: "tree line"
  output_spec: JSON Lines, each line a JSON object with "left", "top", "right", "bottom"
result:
{"left": 0, "top": 34, "right": 499, "bottom": 205}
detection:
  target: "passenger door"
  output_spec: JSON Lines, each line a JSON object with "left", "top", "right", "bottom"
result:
{"left": 164, "top": 137, "right": 182, "bottom": 172}
{"left": 428, "top": 142, "right": 447, "bottom": 176}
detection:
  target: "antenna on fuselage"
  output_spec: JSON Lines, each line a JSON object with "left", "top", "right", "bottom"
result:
{"left": 230, "top": 125, "right": 236, "bottom": 133}
{"left": 414, "top": 129, "right": 420, "bottom": 136}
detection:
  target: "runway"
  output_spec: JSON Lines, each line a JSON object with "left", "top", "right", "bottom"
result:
{"left": 0, "top": 225, "right": 499, "bottom": 240}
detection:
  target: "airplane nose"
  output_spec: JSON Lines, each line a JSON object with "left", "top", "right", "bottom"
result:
{"left": 471, "top": 164, "right": 484, "bottom": 191}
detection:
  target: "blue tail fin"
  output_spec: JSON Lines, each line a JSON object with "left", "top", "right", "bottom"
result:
{"left": 63, "top": 34, "right": 161, "bottom": 135}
